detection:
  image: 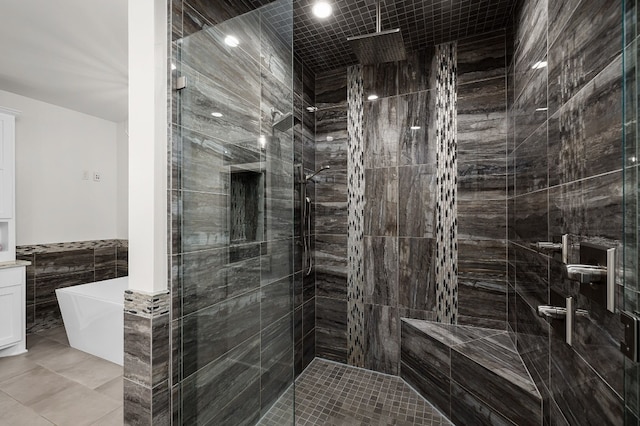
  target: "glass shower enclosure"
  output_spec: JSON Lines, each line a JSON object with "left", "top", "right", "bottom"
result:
{"left": 175, "top": 1, "right": 295, "bottom": 424}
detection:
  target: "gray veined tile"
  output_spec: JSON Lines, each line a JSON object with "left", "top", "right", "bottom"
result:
{"left": 363, "top": 236, "right": 398, "bottom": 306}
{"left": 548, "top": 171, "right": 623, "bottom": 242}
{"left": 364, "top": 168, "right": 398, "bottom": 237}
{"left": 181, "top": 190, "right": 229, "bottom": 252}
{"left": 398, "top": 165, "right": 435, "bottom": 238}
{"left": 514, "top": 122, "right": 548, "bottom": 195}
{"left": 181, "top": 334, "right": 260, "bottom": 426}
{"left": 316, "top": 68, "right": 347, "bottom": 108}
{"left": 181, "top": 288, "right": 261, "bottom": 377}
{"left": 181, "top": 127, "right": 229, "bottom": 193}
{"left": 398, "top": 48, "right": 434, "bottom": 95}
{"left": 512, "top": 0, "right": 548, "bottom": 103}
{"left": 398, "top": 91, "right": 433, "bottom": 166}
{"left": 363, "top": 61, "right": 398, "bottom": 99}
{"left": 364, "top": 97, "right": 399, "bottom": 168}
{"left": 547, "top": 55, "right": 623, "bottom": 186}
{"left": 457, "top": 31, "right": 507, "bottom": 86}
{"left": 34, "top": 249, "right": 94, "bottom": 278}
{"left": 260, "top": 238, "right": 294, "bottom": 286}
{"left": 364, "top": 304, "right": 399, "bottom": 375}
{"left": 400, "top": 321, "right": 451, "bottom": 417}
{"left": 180, "top": 21, "right": 261, "bottom": 106}
{"left": 261, "top": 275, "right": 293, "bottom": 327}
{"left": 547, "top": 0, "right": 622, "bottom": 115}
{"left": 399, "top": 237, "right": 435, "bottom": 312}
{"left": 179, "top": 66, "right": 261, "bottom": 146}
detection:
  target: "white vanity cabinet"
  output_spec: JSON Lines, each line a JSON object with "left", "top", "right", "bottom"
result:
{"left": 0, "top": 108, "right": 17, "bottom": 263}
{"left": 0, "top": 265, "right": 28, "bottom": 356}
{"left": 0, "top": 107, "right": 28, "bottom": 357}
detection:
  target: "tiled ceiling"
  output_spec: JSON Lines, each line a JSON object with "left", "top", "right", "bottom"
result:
{"left": 249, "top": 0, "right": 517, "bottom": 74}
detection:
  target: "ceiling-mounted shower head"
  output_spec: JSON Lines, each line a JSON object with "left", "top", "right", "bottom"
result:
{"left": 347, "top": 0, "right": 406, "bottom": 64}
{"left": 272, "top": 112, "right": 300, "bottom": 132}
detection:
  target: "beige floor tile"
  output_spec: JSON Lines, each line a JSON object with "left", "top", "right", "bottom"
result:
{"left": 31, "top": 382, "right": 121, "bottom": 426}
{"left": 30, "top": 346, "right": 93, "bottom": 373}
{"left": 0, "top": 390, "right": 53, "bottom": 426}
{"left": 0, "top": 366, "right": 77, "bottom": 406}
{"left": 0, "top": 354, "right": 39, "bottom": 383}
{"left": 57, "top": 354, "right": 123, "bottom": 389}
{"left": 95, "top": 376, "right": 124, "bottom": 403}
{"left": 37, "top": 326, "right": 70, "bottom": 347}
{"left": 90, "top": 406, "right": 124, "bottom": 426}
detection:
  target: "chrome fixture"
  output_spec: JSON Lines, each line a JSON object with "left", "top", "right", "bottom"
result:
{"left": 347, "top": 0, "right": 406, "bottom": 64}
{"left": 564, "top": 264, "right": 608, "bottom": 284}
{"left": 564, "top": 242, "right": 616, "bottom": 313}
{"left": 535, "top": 234, "right": 568, "bottom": 263}
{"left": 305, "top": 165, "right": 331, "bottom": 182}
{"left": 296, "top": 164, "right": 331, "bottom": 275}
{"left": 272, "top": 108, "right": 300, "bottom": 132}
{"left": 538, "top": 291, "right": 588, "bottom": 346}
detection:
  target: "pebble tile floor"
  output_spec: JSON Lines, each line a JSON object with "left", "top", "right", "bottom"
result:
{"left": 0, "top": 327, "right": 123, "bottom": 426}
{"left": 259, "top": 358, "right": 453, "bottom": 426}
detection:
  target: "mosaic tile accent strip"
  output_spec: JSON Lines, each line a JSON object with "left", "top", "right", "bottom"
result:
{"left": 258, "top": 358, "right": 452, "bottom": 426}
{"left": 434, "top": 42, "right": 458, "bottom": 324}
{"left": 124, "top": 289, "right": 170, "bottom": 318}
{"left": 347, "top": 64, "right": 365, "bottom": 368}
{"left": 17, "top": 239, "right": 128, "bottom": 255}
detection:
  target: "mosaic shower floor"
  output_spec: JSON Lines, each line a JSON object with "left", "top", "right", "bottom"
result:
{"left": 259, "top": 358, "right": 452, "bottom": 426}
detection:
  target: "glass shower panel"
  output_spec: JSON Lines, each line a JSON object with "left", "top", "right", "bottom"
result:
{"left": 177, "top": 1, "right": 294, "bottom": 424}
{"left": 624, "top": 0, "right": 640, "bottom": 423}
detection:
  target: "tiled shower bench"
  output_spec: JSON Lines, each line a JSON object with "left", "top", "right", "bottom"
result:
{"left": 400, "top": 319, "right": 542, "bottom": 426}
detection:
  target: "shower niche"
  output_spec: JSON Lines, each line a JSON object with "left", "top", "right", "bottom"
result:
{"left": 230, "top": 168, "right": 264, "bottom": 244}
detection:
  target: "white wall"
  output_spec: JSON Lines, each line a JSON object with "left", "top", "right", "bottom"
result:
{"left": 0, "top": 89, "right": 121, "bottom": 245}
{"left": 116, "top": 121, "right": 129, "bottom": 239}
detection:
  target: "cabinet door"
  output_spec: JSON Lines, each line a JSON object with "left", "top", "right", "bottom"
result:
{"left": 0, "top": 285, "right": 21, "bottom": 349}
{"left": 0, "top": 113, "right": 14, "bottom": 219}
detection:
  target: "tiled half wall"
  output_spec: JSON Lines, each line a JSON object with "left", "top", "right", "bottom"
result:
{"left": 17, "top": 239, "right": 129, "bottom": 333}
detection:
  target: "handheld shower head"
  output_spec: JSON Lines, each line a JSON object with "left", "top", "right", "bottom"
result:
{"left": 305, "top": 165, "right": 331, "bottom": 182}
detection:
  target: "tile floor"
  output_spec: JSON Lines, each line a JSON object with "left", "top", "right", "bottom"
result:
{"left": 259, "top": 358, "right": 453, "bottom": 426}
{"left": 0, "top": 327, "right": 123, "bottom": 426}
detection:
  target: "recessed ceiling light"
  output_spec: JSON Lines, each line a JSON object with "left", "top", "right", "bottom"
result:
{"left": 171, "top": 63, "right": 177, "bottom": 71}
{"left": 367, "top": 94, "right": 379, "bottom": 101}
{"left": 224, "top": 35, "right": 240, "bottom": 47}
{"left": 410, "top": 126, "right": 421, "bottom": 130}
{"left": 312, "top": 1, "right": 333, "bottom": 19}
{"left": 532, "top": 60, "right": 547, "bottom": 69}
{"left": 259, "top": 135, "right": 267, "bottom": 148}
{"left": 535, "top": 107, "right": 548, "bottom": 112}
{"left": 306, "top": 106, "right": 318, "bottom": 112}
{"left": 211, "top": 112, "right": 223, "bottom": 117}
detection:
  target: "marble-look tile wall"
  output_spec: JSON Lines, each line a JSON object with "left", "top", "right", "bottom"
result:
{"left": 314, "top": 67, "right": 350, "bottom": 363}
{"left": 17, "top": 239, "right": 128, "bottom": 333}
{"left": 315, "top": 34, "right": 510, "bottom": 375}
{"left": 508, "top": 0, "right": 625, "bottom": 424}
{"left": 457, "top": 31, "right": 509, "bottom": 330}
{"left": 293, "top": 51, "right": 317, "bottom": 378}
{"left": 168, "top": 1, "right": 304, "bottom": 424}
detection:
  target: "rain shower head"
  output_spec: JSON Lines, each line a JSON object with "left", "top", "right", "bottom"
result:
{"left": 272, "top": 112, "right": 300, "bottom": 132}
{"left": 347, "top": 0, "right": 406, "bottom": 64}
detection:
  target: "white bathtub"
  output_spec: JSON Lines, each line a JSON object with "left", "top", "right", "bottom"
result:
{"left": 56, "top": 277, "right": 128, "bottom": 366}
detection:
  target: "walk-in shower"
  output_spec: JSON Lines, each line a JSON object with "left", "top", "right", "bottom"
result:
{"left": 296, "top": 164, "right": 330, "bottom": 275}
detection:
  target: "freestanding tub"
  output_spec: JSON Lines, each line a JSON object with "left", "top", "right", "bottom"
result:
{"left": 56, "top": 277, "right": 128, "bottom": 365}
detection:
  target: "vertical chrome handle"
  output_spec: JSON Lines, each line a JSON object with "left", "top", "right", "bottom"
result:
{"left": 606, "top": 248, "right": 615, "bottom": 312}
{"left": 565, "top": 296, "right": 573, "bottom": 346}
{"left": 562, "top": 234, "right": 569, "bottom": 264}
